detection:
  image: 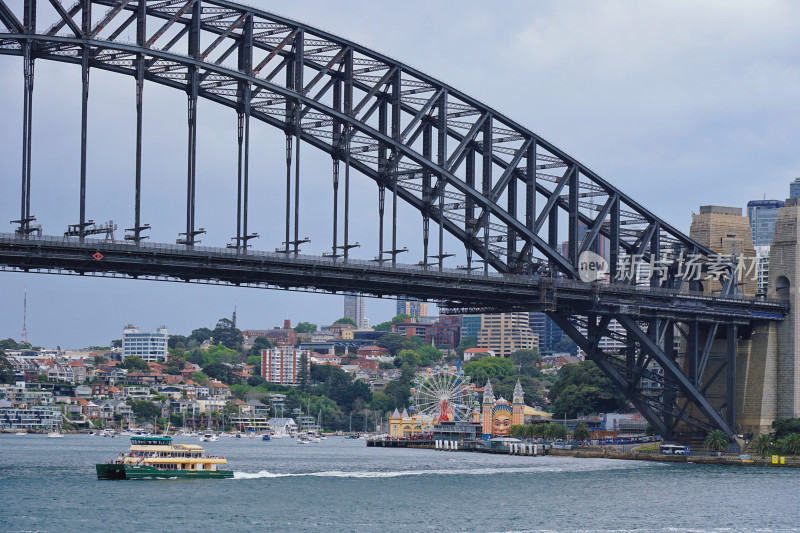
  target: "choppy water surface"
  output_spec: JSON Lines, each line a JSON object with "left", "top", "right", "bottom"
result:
{"left": 1, "top": 434, "right": 799, "bottom": 532}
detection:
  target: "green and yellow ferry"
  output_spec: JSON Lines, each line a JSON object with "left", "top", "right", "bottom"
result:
{"left": 96, "top": 435, "right": 233, "bottom": 480}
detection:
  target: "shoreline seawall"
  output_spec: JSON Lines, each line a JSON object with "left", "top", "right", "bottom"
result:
{"left": 546, "top": 447, "right": 800, "bottom": 468}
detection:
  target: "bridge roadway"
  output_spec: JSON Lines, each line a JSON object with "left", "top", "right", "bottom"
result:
{"left": 0, "top": 234, "right": 786, "bottom": 323}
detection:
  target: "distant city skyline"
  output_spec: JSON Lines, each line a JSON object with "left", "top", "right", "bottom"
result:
{"left": 1, "top": 1, "right": 798, "bottom": 348}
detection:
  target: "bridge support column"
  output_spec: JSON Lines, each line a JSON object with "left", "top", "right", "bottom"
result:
{"left": 18, "top": 0, "right": 35, "bottom": 236}
{"left": 768, "top": 200, "right": 800, "bottom": 420}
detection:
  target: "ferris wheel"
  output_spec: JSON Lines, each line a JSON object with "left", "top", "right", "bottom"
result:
{"left": 409, "top": 365, "right": 477, "bottom": 422}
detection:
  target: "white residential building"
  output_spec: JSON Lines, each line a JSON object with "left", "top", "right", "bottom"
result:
{"left": 122, "top": 325, "right": 169, "bottom": 363}
{"left": 261, "top": 347, "right": 310, "bottom": 386}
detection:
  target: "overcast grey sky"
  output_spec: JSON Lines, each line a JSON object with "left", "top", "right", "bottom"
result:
{"left": 1, "top": 0, "right": 798, "bottom": 348}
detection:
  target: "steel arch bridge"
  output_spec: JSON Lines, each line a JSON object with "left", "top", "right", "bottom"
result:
{"left": 0, "top": 0, "right": 787, "bottom": 442}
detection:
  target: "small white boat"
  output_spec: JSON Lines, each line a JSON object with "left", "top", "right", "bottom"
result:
{"left": 47, "top": 431, "right": 65, "bottom": 438}
{"left": 200, "top": 433, "right": 219, "bottom": 442}
{"left": 14, "top": 430, "right": 27, "bottom": 436}
{"left": 297, "top": 437, "right": 310, "bottom": 444}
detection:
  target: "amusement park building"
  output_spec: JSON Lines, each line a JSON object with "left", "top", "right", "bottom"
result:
{"left": 389, "top": 408, "right": 434, "bottom": 439}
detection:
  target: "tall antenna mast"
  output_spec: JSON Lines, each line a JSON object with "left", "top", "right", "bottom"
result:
{"left": 22, "top": 284, "right": 28, "bottom": 343}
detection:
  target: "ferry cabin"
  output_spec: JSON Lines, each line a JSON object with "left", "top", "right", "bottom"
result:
{"left": 121, "top": 436, "right": 227, "bottom": 473}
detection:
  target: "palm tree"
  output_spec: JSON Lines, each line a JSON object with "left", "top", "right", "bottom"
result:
{"left": 704, "top": 429, "right": 730, "bottom": 456}
{"left": 572, "top": 423, "right": 591, "bottom": 444}
{"left": 752, "top": 433, "right": 772, "bottom": 458}
{"left": 779, "top": 433, "right": 800, "bottom": 456}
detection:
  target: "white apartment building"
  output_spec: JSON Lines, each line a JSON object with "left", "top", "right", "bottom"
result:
{"left": 122, "top": 325, "right": 169, "bottom": 363}
{"left": 261, "top": 347, "right": 311, "bottom": 386}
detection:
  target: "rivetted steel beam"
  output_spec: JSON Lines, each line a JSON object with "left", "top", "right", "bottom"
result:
{"left": 726, "top": 324, "right": 737, "bottom": 429}
{"left": 126, "top": 0, "right": 148, "bottom": 244}
{"left": 342, "top": 47, "right": 353, "bottom": 260}
{"left": 180, "top": 0, "right": 201, "bottom": 246}
{"left": 292, "top": 29, "right": 303, "bottom": 255}
{"left": 436, "top": 89, "right": 447, "bottom": 271}
{"left": 481, "top": 116, "right": 492, "bottom": 275}
{"left": 0, "top": 1, "right": 24, "bottom": 33}
{"left": 78, "top": 0, "right": 91, "bottom": 241}
{"left": 16, "top": 0, "right": 35, "bottom": 236}
{"left": 616, "top": 314, "right": 735, "bottom": 438}
{"left": 549, "top": 314, "right": 670, "bottom": 437}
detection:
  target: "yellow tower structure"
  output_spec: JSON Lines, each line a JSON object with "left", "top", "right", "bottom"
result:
{"left": 482, "top": 379, "right": 494, "bottom": 439}
{"left": 512, "top": 379, "right": 525, "bottom": 426}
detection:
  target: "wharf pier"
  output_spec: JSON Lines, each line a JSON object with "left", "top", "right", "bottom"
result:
{"left": 367, "top": 438, "right": 546, "bottom": 456}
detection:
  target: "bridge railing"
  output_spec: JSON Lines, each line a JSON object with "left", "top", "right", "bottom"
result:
{"left": 0, "top": 233, "right": 787, "bottom": 310}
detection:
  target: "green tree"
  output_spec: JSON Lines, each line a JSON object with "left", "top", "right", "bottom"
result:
{"left": 213, "top": 318, "right": 243, "bottom": 351}
{"left": 544, "top": 422, "right": 568, "bottom": 441}
{"left": 187, "top": 349, "right": 212, "bottom": 367}
{"left": 203, "top": 362, "right": 235, "bottom": 384}
{"left": 462, "top": 357, "right": 515, "bottom": 384}
{"left": 0, "top": 338, "right": 22, "bottom": 351}
{"left": 207, "top": 344, "right": 240, "bottom": 365}
{"left": 294, "top": 322, "right": 317, "bottom": 333}
{"left": 548, "top": 360, "right": 627, "bottom": 418}
{"left": 753, "top": 433, "right": 773, "bottom": 458}
{"left": 0, "top": 352, "right": 15, "bottom": 384}
{"left": 456, "top": 336, "right": 477, "bottom": 358}
{"left": 772, "top": 418, "right": 800, "bottom": 438}
{"left": 297, "top": 353, "right": 310, "bottom": 391}
{"left": 704, "top": 429, "right": 730, "bottom": 455}
{"left": 510, "top": 425, "right": 527, "bottom": 438}
{"left": 110, "top": 339, "right": 122, "bottom": 349}
{"left": 395, "top": 349, "right": 422, "bottom": 368}
{"left": 369, "top": 391, "right": 396, "bottom": 415}
{"left": 189, "top": 327, "right": 214, "bottom": 345}
{"left": 248, "top": 336, "right": 274, "bottom": 357}
{"left": 572, "top": 422, "right": 591, "bottom": 443}
{"left": 374, "top": 314, "right": 414, "bottom": 332}
{"left": 247, "top": 375, "right": 266, "bottom": 387}
{"left": 779, "top": 433, "right": 800, "bottom": 456}
{"left": 168, "top": 335, "right": 188, "bottom": 349}
{"left": 510, "top": 349, "right": 541, "bottom": 366}
{"left": 192, "top": 372, "right": 209, "bottom": 384}
{"left": 120, "top": 356, "right": 149, "bottom": 372}
{"left": 130, "top": 400, "right": 160, "bottom": 421}
{"left": 417, "top": 345, "right": 443, "bottom": 366}
{"left": 493, "top": 375, "right": 545, "bottom": 408}
{"left": 377, "top": 333, "right": 409, "bottom": 356}
{"left": 334, "top": 317, "right": 357, "bottom": 327}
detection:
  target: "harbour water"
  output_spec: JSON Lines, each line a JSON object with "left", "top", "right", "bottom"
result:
{"left": 2, "top": 434, "right": 799, "bottom": 532}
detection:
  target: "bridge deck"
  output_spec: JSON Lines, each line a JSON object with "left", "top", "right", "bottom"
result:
{"left": 0, "top": 234, "right": 786, "bottom": 324}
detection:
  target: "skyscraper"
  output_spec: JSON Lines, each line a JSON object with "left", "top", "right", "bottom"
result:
{"left": 477, "top": 312, "right": 538, "bottom": 358}
{"left": 790, "top": 178, "right": 800, "bottom": 199}
{"left": 747, "top": 199, "right": 785, "bottom": 295}
{"left": 747, "top": 199, "right": 785, "bottom": 247}
{"left": 529, "top": 312, "right": 564, "bottom": 354}
{"left": 461, "top": 315, "right": 482, "bottom": 343}
{"left": 343, "top": 293, "right": 366, "bottom": 329}
{"left": 396, "top": 297, "right": 428, "bottom": 319}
